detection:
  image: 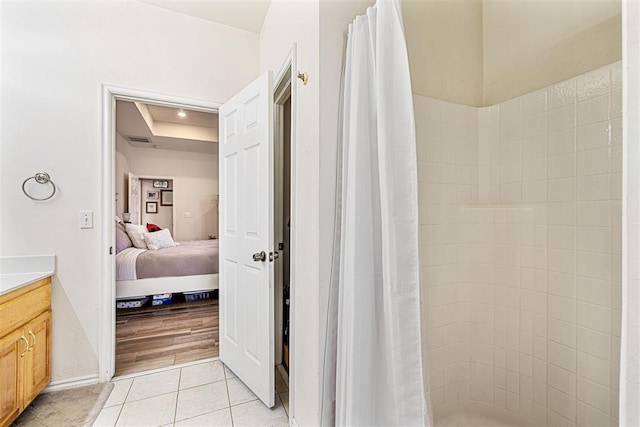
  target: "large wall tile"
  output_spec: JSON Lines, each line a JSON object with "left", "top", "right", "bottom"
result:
{"left": 416, "top": 62, "right": 621, "bottom": 423}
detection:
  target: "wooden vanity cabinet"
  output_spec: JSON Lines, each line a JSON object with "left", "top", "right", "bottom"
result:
{"left": 0, "top": 278, "right": 52, "bottom": 427}
{"left": 0, "top": 328, "right": 23, "bottom": 426}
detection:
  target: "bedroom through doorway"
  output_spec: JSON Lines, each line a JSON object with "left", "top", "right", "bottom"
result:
{"left": 113, "top": 100, "right": 220, "bottom": 376}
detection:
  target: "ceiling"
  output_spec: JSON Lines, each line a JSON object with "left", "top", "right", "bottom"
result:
{"left": 146, "top": 104, "right": 217, "bottom": 128}
{"left": 116, "top": 101, "right": 219, "bottom": 154}
{"left": 138, "top": 0, "right": 271, "bottom": 33}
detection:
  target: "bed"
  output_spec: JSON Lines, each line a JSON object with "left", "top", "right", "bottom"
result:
{"left": 115, "top": 222, "right": 219, "bottom": 299}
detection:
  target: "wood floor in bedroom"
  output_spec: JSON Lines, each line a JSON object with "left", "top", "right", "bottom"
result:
{"left": 115, "top": 298, "right": 218, "bottom": 376}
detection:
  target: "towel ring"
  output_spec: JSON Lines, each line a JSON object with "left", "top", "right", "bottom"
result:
{"left": 22, "top": 172, "right": 57, "bottom": 201}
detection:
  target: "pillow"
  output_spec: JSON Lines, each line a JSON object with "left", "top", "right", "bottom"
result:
{"left": 124, "top": 223, "right": 148, "bottom": 249}
{"left": 143, "top": 228, "right": 177, "bottom": 250}
{"left": 146, "top": 222, "right": 162, "bottom": 232}
{"left": 115, "top": 224, "right": 133, "bottom": 254}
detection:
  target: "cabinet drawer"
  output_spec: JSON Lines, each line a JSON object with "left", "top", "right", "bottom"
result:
{"left": 0, "top": 281, "right": 50, "bottom": 338}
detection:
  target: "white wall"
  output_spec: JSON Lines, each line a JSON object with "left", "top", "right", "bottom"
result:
{"left": 483, "top": 0, "right": 622, "bottom": 105}
{"left": 403, "top": 0, "right": 484, "bottom": 106}
{"left": 402, "top": 0, "right": 621, "bottom": 107}
{"left": 418, "top": 62, "right": 622, "bottom": 426}
{"left": 0, "top": 0, "right": 258, "bottom": 383}
{"left": 260, "top": 0, "right": 320, "bottom": 424}
{"left": 117, "top": 136, "right": 218, "bottom": 241}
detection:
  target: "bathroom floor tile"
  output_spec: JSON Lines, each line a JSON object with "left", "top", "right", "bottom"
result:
{"left": 227, "top": 377, "right": 259, "bottom": 406}
{"left": 231, "top": 398, "right": 288, "bottom": 427}
{"left": 104, "top": 378, "right": 133, "bottom": 407}
{"left": 174, "top": 408, "right": 233, "bottom": 426}
{"left": 116, "top": 392, "right": 177, "bottom": 426}
{"left": 93, "top": 405, "right": 122, "bottom": 426}
{"left": 224, "top": 365, "right": 236, "bottom": 379}
{"left": 95, "top": 360, "right": 292, "bottom": 427}
{"left": 175, "top": 381, "right": 229, "bottom": 421}
{"left": 126, "top": 369, "right": 181, "bottom": 403}
{"left": 179, "top": 360, "right": 225, "bottom": 390}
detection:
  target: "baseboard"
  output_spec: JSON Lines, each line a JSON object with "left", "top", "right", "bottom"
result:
{"left": 43, "top": 374, "right": 100, "bottom": 393}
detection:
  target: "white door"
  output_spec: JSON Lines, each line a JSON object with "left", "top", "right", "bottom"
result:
{"left": 219, "top": 71, "right": 275, "bottom": 408}
{"left": 128, "top": 172, "right": 141, "bottom": 224}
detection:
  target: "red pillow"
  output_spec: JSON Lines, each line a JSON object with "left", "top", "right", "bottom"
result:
{"left": 146, "top": 223, "right": 162, "bottom": 232}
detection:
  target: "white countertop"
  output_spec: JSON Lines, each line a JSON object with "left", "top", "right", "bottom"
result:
{"left": 0, "top": 255, "right": 55, "bottom": 296}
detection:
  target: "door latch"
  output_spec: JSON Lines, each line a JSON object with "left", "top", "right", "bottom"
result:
{"left": 253, "top": 251, "right": 267, "bottom": 262}
{"left": 269, "top": 251, "right": 279, "bottom": 262}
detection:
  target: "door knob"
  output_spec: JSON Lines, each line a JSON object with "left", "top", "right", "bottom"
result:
{"left": 253, "top": 251, "right": 266, "bottom": 262}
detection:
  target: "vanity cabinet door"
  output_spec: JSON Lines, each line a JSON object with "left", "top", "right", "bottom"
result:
{"left": 24, "top": 310, "right": 52, "bottom": 405}
{"left": 0, "top": 328, "right": 24, "bottom": 426}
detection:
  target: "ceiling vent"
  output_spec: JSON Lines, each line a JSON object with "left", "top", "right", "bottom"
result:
{"left": 127, "top": 136, "right": 152, "bottom": 143}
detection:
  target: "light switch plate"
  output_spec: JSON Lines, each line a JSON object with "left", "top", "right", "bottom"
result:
{"left": 80, "top": 211, "right": 93, "bottom": 229}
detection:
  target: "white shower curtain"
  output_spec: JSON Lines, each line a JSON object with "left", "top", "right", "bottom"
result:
{"left": 322, "top": 0, "right": 430, "bottom": 425}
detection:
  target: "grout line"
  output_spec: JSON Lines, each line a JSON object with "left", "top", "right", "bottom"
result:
{"left": 572, "top": 79, "right": 578, "bottom": 425}
{"left": 119, "top": 389, "right": 178, "bottom": 405}
{"left": 173, "top": 368, "right": 183, "bottom": 425}
{"left": 177, "top": 377, "right": 227, "bottom": 392}
{"left": 225, "top": 376, "right": 235, "bottom": 427}
{"left": 121, "top": 377, "right": 134, "bottom": 407}
{"left": 113, "top": 357, "right": 220, "bottom": 381}
{"left": 177, "top": 366, "right": 184, "bottom": 391}
{"left": 111, "top": 404, "right": 124, "bottom": 427}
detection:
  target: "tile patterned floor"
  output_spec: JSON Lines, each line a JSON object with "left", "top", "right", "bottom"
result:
{"left": 93, "top": 360, "right": 289, "bottom": 427}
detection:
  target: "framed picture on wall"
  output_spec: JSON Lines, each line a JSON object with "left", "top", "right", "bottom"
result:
{"left": 147, "top": 190, "right": 159, "bottom": 200}
{"left": 153, "top": 180, "right": 169, "bottom": 188}
{"left": 146, "top": 202, "right": 158, "bottom": 214}
{"left": 161, "top": 190, "right": 173, "bottom": 206}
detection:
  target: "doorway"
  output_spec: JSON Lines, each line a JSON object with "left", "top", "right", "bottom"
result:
{"left": 274, "top": 67, "right": 292, "bottom": 380}
{"left": 100, "top": 86, "right": 221, "bottom": 381}
{"left": 102, "top": 54, "right": 298, "bottom": 415}
{"left": 113, "top": 100, "right": 219, "bottom": 376}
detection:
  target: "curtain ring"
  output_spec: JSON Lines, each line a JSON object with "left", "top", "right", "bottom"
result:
{"left": 22, "top": 172, "right": 57, "bottom": 201}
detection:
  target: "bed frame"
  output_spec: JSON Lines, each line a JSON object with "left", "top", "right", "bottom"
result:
{"left": 116, "top": 273, "right": 219, "bottom": 299}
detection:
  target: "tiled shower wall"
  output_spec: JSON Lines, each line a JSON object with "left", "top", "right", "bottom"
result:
{"left": 416, "top": 61, "right": 622, "bottom": 426}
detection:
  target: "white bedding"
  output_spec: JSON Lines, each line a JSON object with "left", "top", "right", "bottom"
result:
{"left": 116, "top": 247, "right": 146, "bottom": 281}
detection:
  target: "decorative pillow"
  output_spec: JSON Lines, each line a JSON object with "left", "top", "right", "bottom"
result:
{"left": 115, "top": 224, "right": 133, "bottom": 254}
{"left": 124, "top": 223, "right": 148, "bottom": 249}
{"left": 143, "top": 229, "right": 177, "bottom": 251}
{"left": 146, "top": 222, "right": 162, "bottom": 232}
